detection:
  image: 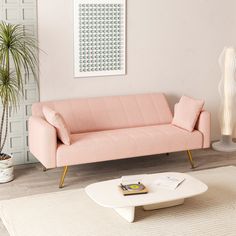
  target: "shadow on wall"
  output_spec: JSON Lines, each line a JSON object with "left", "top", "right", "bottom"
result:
{"left": 166, "top": 93, "right": 179, "bottom": 114}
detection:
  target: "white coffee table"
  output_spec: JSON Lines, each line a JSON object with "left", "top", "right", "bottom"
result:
{"left": 85, "top": 172, "right": 208, "bottom": 223}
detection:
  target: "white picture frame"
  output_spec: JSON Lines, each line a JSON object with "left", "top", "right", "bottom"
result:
{"left": 74, "top": 0, "right": 126, "bottom": 78}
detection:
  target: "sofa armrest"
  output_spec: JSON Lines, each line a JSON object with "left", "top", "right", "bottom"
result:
{"left": 195, "top": 111, "right": 211, "bottom": 148}
{"left": 28, "top": 116, "right": 57, "bottom": 168}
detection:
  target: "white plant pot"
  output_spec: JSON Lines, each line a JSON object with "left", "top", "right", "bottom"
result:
{"left": 0, "top": 155, "right": 14, "bottom": 183}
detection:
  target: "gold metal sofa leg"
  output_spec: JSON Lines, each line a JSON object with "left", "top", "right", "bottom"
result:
{"left": 59, "top": 166, "right": 68, "bottom": 188}
{"left": 187, "top": 150, "right": 195, "bottom": 169}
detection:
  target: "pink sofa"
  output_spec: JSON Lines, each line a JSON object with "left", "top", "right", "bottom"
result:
{"left": 29, "top": 93, "right": 210, "bottom": 187}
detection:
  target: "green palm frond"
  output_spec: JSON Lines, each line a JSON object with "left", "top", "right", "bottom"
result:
{"left": 0, "top": 21, "right": 38, "bottom": 92}
{"left": 0, "top": 21, "right": 38, "bottom": 153}
{"left": 0, "top": 67, "right": 21, "bottom": 109}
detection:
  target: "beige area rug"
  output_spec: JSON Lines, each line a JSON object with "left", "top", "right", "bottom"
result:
{"left": 1, "top": 166, "right": 236, "bottom": 236}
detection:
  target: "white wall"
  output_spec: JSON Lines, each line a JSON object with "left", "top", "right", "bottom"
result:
{"left": 38, "top": 0, "right": 236, "bottom": 140}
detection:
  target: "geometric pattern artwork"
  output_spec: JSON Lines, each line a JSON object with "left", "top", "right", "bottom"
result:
{"left": 0, "top": 0, "right": 38, "bottom": 165}
{"left": 74, "top": 0, "right": 126, "bottom": 77}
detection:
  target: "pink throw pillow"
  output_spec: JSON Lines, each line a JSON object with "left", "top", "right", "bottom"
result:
{"left": 172, "top": 96, "right": 204, "bottom": 132}
{"left": 42, "top": 106, "right": 71, "bottom": 145}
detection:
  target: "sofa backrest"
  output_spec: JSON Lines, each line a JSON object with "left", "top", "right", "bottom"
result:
{"left": 32, "top": 93, "right": 173, "bottom": 134}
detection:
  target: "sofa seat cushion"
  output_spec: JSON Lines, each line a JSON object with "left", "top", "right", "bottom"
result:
{"left": 56, "top": 124, "right": 203, "bottom": 167}
{"left": 57, "top": 124, "right": 203, "bottom": 167}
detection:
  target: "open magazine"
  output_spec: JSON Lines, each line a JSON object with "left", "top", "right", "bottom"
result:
{"left": 154, "top": 175, "right": 185, "bottom": 190}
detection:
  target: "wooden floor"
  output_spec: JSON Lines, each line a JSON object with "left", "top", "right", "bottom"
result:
{"left": 0, "top": 148, "right": 236, "bottom": 200}
{"left": 0, "top": 148, "right": 236, "bottom": 235}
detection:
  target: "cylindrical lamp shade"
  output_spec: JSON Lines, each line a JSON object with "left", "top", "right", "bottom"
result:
{"left": 212, "top": 47, "right": 236, "bottom": 152}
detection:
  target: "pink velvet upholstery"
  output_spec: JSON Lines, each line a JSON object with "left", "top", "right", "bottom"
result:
{"left": 195, "top": 110, "right": 211, "bottom": 148}
{"left": 43, "top": 106, "right": 71, "bottom": 145}
{"left": 56, "top": 124, "right": 202, "bottom": 167}
{"left": 172, "top": 96, "right": 204, "bottom": 132}
{"left": 29, "top": 93, "right": 211, "bottom": 169}
{"left": 28, "top": 116, "right": 57, "bottom": 168}
{"left": 32, "top": 93, "right": 173, "bottom": 133}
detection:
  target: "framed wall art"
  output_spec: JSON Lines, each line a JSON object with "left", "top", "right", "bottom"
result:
{"left": 74, "top": 0, "right": 126, "bottom": 78}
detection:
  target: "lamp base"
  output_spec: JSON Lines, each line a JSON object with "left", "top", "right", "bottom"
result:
{"left": 212, "top": 135, "right": 236, "bottom": 152}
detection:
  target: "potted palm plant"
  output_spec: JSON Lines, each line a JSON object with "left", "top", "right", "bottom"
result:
{"left": 0, "top": 21, "right": 38, "bottom": 183}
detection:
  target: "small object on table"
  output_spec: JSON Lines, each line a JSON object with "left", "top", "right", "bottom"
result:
{"left": 119, "top": 182, "right": 148, "bottom": 196}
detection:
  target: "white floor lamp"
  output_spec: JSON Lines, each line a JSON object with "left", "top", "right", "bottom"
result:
{"left": 212, "top": 47, "right": 236, "bottom": 152}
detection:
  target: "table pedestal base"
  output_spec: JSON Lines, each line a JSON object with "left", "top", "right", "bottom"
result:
{"left": 143, "top": 199, "right": 184, "bottom": 211}
{"left": 114, "top": 199, "right": 184, "bottom": 223}
{"left": 114, "top": 206, "right": 135, "bottom": 223}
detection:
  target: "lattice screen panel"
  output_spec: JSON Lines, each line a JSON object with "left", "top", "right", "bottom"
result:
{"left": 74, "top": 0, "right": 126, "bottom": 77}
{"left": 0, "top": 0, "right": 38, "bottom": 164}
